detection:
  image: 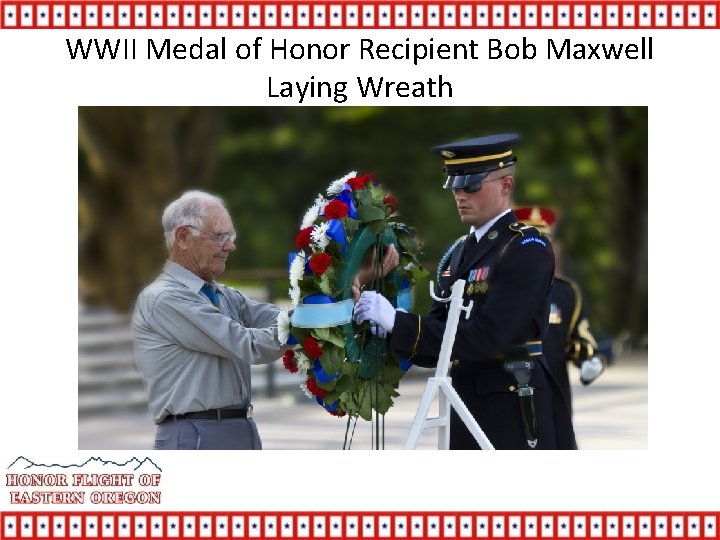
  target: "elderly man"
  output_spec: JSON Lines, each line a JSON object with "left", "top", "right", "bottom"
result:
{"left": 354, "top": 134, "right": 575, "bottom": 449}
{"left": 132, "top": 191, "right": 287, "bottom": 450}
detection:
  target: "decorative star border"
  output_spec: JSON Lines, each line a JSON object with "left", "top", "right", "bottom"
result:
{"left": 1, "top": 512, "right": 719, "bottom": 539}
{"left": 1, "top": 1, "right": 718, "bottom": 29}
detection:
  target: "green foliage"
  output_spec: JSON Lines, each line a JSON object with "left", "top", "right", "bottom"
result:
{"left": 79, "top": 106, "right": 647, "bottom": 343}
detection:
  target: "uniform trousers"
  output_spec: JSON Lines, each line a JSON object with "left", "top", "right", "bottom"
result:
{"left": 153, "top": 418, "right": 262, "bottom": 450}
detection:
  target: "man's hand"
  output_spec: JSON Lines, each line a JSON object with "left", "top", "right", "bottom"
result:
{"left": 580, "top": 356, "right": 605, "bottom": 385}
{"left": 355, "top": 244, "right": 400, "bottom": 289}
{"left": 353, "top": 291, "right": 397, "bottom": 334}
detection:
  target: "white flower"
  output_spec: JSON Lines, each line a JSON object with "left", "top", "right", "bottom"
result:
{"left": 289, "top": 252, "right": 306, "bottom": 287}
{"left": 310, "top": 222, "right": 330, "bottom": 251}
{"left": 289, "top": 286, "right": 301, "bottom": 306}
{"left": 299, "top": 381, "right": 314, "bottom": 400}
{"left": 326, "top": 170, "right": 357, "bottom": 196}
{"left": 301, "top": 202, "right": 322, "bottom": 229}
{"left": 277, "top": 309, "right": 291, "bottom": 345}
{"left": 295, "top": 350, "right": 311, "bottom": 377}
{"left": 404, "top": 262, "right": 414, "bottom": 271}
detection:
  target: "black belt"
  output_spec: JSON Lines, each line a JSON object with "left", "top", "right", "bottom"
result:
{"left": 161, "top": 407, "right": 250, "bottom": 424}
{"left": 502, "top": 341, "right": 543, "bottom": 360}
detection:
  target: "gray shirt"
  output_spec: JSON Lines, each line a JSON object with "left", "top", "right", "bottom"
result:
{"left": 132, "top": 260, "right": 285, "bottom": 424}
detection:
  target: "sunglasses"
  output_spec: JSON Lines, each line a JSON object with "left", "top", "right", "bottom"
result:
{"left": 450, "top": 176, "right": 506, "bottom": 195}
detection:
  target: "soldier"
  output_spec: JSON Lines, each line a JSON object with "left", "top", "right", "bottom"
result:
{"left": 514, "top": 207, "right": 605, "bottom": 416}
{"left": 354, "top": 134, "right": 576, "bottom": 449}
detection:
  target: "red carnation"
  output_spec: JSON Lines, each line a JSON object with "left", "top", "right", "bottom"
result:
{"left": 348, "top": 175, "right": 370, "bottom": 191}
{"left": 329, "top": 409, "right": 347, "bottom": 417}
{"left": 361, "top": 173, "right": 377, "bottom": 185}
{"left": 306, "top": 377, "right": 328, "bottom": 398}
{"left": 323, "top": 199, "right": 349, "bottom": 219}
{"left": 295, "top": 226, "right": 313, "bottom": 249}
{"left": 282, "top": 350, "right": 298, "bottom": 373}
{"left": 304, "top": 336, "right": 324, "bottom": 359}
{"left": 383, "top": 194, "right": 399, "bottom": 213}
{"left": 309, "top": 252, "right": 332, "bottom": 276}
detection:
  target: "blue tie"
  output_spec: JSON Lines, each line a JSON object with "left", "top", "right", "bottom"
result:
{"left": 200, "top": 283, "right": 221, "bottom": 307}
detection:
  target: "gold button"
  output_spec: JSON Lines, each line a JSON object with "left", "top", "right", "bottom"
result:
{"left": 509, "top": 385, "right": 516, "bottom": 392}
{"left": 452, "top": 359, "right": 460, "bottom": 366}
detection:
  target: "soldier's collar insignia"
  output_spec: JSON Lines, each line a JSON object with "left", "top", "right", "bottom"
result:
{"left": 488, "top": 230, "right": 498, "bottom": 240}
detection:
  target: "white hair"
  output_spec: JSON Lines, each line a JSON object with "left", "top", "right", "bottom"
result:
{"left": 162, "top": 190, "right": 226, "bottom": 249}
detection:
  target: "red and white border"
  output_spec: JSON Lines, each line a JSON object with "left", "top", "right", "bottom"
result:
{"left": 1, "top": 512, "right": 719, "bottom": 539}
{"left": 0, "top": 1, "right": 718, "bottom": 29}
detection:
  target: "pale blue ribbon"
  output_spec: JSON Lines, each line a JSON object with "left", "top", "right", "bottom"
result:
{"left": 291, "top": 298, "right": 355, "bottom": 328}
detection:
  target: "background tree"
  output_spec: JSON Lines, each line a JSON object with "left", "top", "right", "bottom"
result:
{"left": 78, "top": 107, "right": 225, "bottom": 311}
{"left": 78, "top": 106, "right": 647, "bottom": 345}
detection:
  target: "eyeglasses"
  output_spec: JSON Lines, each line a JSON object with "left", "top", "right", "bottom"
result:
{"left": 451, "top": 176, "right": 506, "bottom": 195}
{"left": 186, "top": 225, "right": 237, "bottom": 246}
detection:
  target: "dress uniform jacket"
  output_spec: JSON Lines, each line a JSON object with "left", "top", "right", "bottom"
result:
{"left": 545, "top": 276, "right": 598, "bottom": 416}
{"left": 389, "top": 211, "right": 576, "bottom": 449}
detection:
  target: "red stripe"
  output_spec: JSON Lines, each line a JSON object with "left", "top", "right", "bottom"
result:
{"left": 1, "top": 1, "right": 719, "bottom": 29}
{"left": 1, "top": 512, "right": 719, "bottom": 539}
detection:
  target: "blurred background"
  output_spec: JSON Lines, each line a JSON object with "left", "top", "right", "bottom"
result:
{"left": 78, "top": 106, "right": 648, "bottom": 450}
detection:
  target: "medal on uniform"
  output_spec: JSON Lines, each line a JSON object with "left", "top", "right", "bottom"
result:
{"left": 469, "top": 266, "right": 488, "bottom": 294}
{"left": 466, "top": 283, "right": 474, "bottom": 295}
{"left": 549, "top": 302, "right": 562, "bottom": 324}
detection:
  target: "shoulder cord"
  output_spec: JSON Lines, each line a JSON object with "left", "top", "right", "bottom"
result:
{"left": 436, "top": 235, "right": 467, "bottom": 285}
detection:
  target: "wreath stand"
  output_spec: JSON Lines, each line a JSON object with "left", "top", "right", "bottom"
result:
{"left": 404, "top": 279, "right": 495, "bottom": 450}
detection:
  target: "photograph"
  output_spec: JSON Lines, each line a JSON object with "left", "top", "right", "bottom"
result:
{"left": 77, "top": 106, "right": 648, "bottom": 451}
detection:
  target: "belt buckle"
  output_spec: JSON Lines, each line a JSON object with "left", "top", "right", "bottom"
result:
{"left": 247, "top": 405, "right": 253, "bottom": 419}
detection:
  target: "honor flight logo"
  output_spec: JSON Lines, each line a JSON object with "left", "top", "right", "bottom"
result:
{"left": 5, "top": 456, "right": 162, "bottom": 505}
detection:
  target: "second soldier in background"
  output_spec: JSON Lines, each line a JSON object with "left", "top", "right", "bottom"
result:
{"left": 514, "top": 207, "right": 605, "bottom": 417}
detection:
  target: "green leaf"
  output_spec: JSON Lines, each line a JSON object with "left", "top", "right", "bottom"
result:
{"left": 374, "top": 384, "right": 394, "bottom": 415}
{"left": 318, "top": 274, "right": 333, "bottom": 296}
{"left": 357, "top": 189, "right": 374, "bottom": 207}
{"left": 381, "top": 361, "right": 405, "bottom": 387}
{"left": 318, "top": 344, "right": 343, "bottom": 375}
{"left": 358, "top": 382, "right": 373, "bottom": 421}
{"left": 316, "top": 377, "right": 337, "bottom": 392}
{"left": 344, "top": 217, "right": 359, "bottom": 238}
{"left": 411, "top": 265, "right": 430, "bottom": 280}
{"left": 311, "top": 327, "right": 345, "bottom": 349}
{"left": 325, "top": 374, "right": 355, "bottom": 404}
{"left": 396, "top": 232, "right": 418, "bottom": 252}
{"left": 370, "top": 186, "right": 385, "bottom": 205}
{"left": 368, "top": 219, "right": 387, "bottom": 235}
{"left": 356, "top": 204, "right": 385, "bottom": 223}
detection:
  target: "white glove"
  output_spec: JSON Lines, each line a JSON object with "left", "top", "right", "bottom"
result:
{"left": 368, "top": 308, "right": 406, "bottom": 338}
{"left": 353, "top": 291, "right": 397, "bottom": 334}
{"left": 580, "top": 356, "right": 605, "bottom": 385}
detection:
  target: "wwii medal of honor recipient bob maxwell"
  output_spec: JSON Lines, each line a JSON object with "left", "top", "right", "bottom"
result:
{"left": 354, "top": 134, "right": 576, "bottom": 450}
{"left": 132, "top": 191, "right": 288, "bottom": 450}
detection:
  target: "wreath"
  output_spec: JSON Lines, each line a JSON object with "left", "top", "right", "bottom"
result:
{"left": 278, "top": 171, "right": 427, "bottom": 421}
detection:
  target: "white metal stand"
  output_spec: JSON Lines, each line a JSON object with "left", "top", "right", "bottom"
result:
{"left": 404, "top": 279, "right": 495, "bottom": 450}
